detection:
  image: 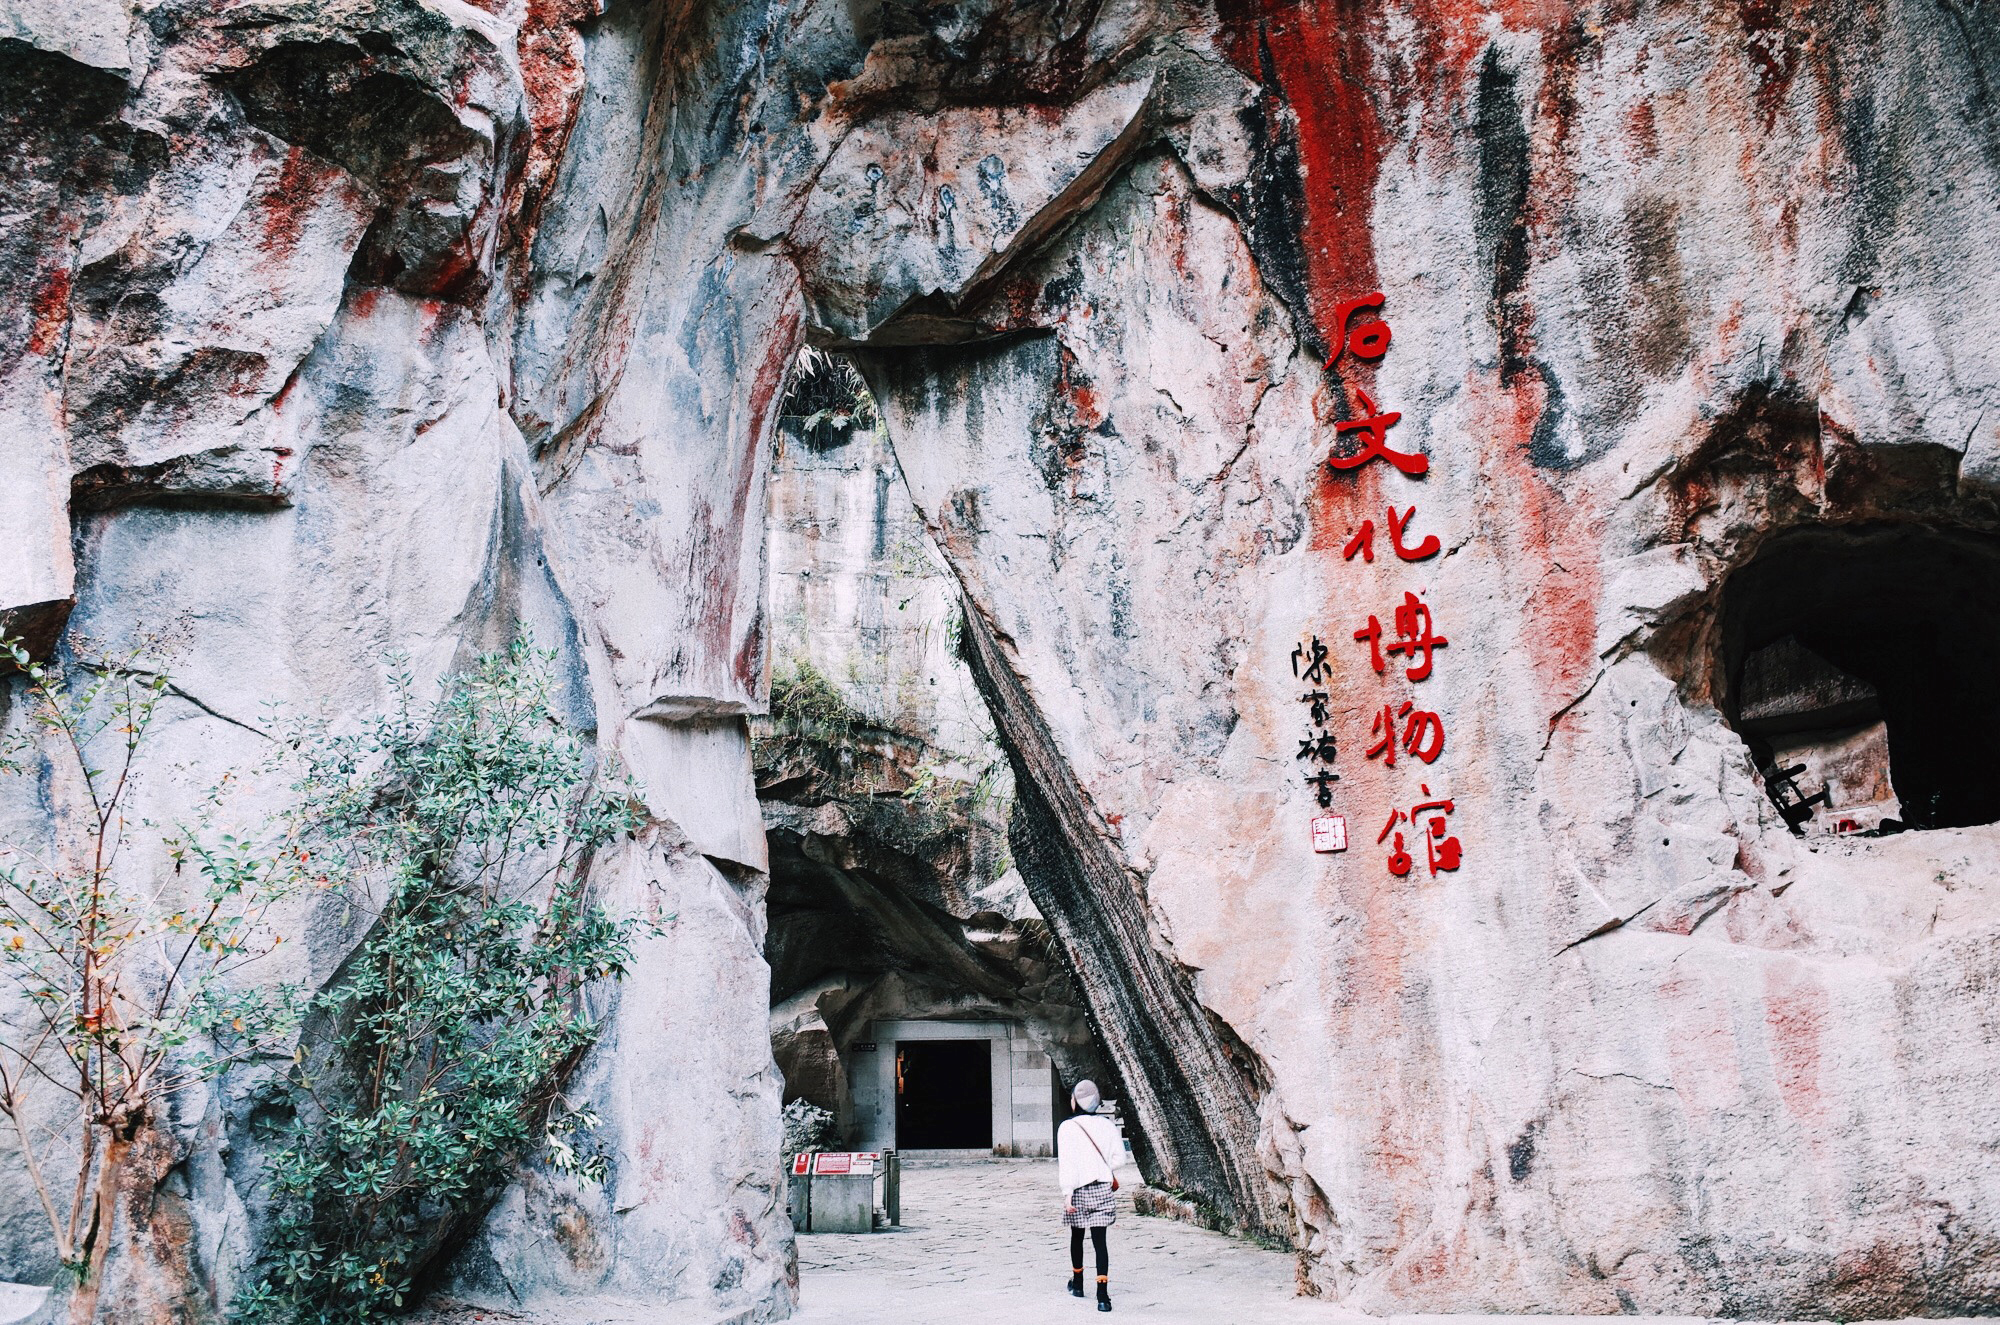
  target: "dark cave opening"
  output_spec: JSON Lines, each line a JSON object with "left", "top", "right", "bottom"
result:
{"left": 894, "top": 1040, "right": 993, "bottom": 1150}
{"left": 1718, "top": 523, "right": 2000, "bottom": 833}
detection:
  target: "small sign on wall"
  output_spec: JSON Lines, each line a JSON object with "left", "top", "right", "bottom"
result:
{"left": 1311, "top": 815, "right": 1348, "bottom": 853}
{"left": 812, "top": 1152, "right": 880, "bottom": 1175}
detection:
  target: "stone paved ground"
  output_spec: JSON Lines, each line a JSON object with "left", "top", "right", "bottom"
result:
{"left": 791, "top": 1157, "right": 1346, "bottom": 1325}
{"left": 412, "top": 1156, "right": 1997, "bottom": 1325}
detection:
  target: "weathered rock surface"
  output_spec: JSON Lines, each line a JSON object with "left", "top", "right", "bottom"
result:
{"left": 2, "top": 0, "right": 1998, "bottom": 1318}
{"left": 757, "top": 400, "right": 1102, "bottom": 1128}
{"left": 834, "top": 3, "right": 2000, "bottom": 1316}
{"left": 0, "top": 2, "right": 808, "bottom": 1319}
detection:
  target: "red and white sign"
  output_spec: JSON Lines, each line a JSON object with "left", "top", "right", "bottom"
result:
{"left": 811, "top": 1151, "right": 880, "bottom": 1175}
{"left": 791, "top": 1153, "right": 811, "bottom": 1175}
{"left": 1311, "top": 815, "right": 1348, "bottom": 853}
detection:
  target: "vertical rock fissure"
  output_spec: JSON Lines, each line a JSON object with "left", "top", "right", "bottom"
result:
{"left": 954, "top": 600, "right": 1280, "bottom": 1236}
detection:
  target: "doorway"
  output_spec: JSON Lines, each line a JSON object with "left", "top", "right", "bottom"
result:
{"left": 895, "top": 1040, "right": 992, "bottom": 1149}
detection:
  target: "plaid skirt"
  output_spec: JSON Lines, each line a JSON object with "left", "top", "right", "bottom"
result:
{"left": 1062, "top": 1180, "right": 1117, "bottom": 1228}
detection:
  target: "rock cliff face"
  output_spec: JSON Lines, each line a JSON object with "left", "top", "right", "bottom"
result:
{"left": 0, "top": 2, "right": 805, "bottom": 1318}
{"left": 756, "top": 391, "right": 1101, "bottom": 1139}
{"left": 3, "top": 0, "right": 1999, "bottom": 1319}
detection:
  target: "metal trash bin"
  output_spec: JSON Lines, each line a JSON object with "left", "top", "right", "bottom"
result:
{"left": 790, "top": 1151, "right": 901, "bottom": 1232}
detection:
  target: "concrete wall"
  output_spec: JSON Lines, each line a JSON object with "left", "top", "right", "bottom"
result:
{"left": 852, "top": 1020, "right": 1056, "bottom": 1157}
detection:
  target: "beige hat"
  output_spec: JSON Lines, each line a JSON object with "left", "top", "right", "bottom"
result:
{"left": 1071, "top": 1079, "right": 1102, "bottom": 1113}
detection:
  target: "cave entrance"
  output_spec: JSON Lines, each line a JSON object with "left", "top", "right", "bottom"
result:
{"left": 894, "top": 1040, "right": 993, "bottom": 1150}
{"left": 1717, "top": 523, "right": 2000, "bottom": 833}
{"left": 758, "top": 349, "right": 1109, "bottom": 1171}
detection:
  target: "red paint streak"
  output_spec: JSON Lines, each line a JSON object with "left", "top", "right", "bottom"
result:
{"left": 1626, "top": 99, "right": 1659, "bottom": 158}
{"left": 1763, "top": 962, "right": 1828, "bottom": 1123}
{"left": 260, "top": 147, "right": 319, "bottom": 265}
{"left": 1218, "top": 0, "right": 1385, "bottom": 356}
{"left": 351, "top": 287, "right": 383, "bottom": 319}
{"left": 1469, "top": 368, "right": 1602, "bottom": 706}
{"left": 26, "top": 263, "right": 71, "bottom": 357}
{"left": 1308, "top": 459, "right": 1387, "bottom": 553}
{"left": 1738, "top": 0, "right": 1802, "bottom": 131}
{"left": 1060, "top": 369, "right": 1101, "bottom": 431}
{"left": 714, "top": 301, "right": 803, "bottom": 694}
{"left": 1660, "top": 972, "right": 1742, "bottom": 1115}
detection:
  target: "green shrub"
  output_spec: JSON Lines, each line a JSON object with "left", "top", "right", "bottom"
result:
{"left": 234, "top": 640, "right": 643, "bottom": 1325}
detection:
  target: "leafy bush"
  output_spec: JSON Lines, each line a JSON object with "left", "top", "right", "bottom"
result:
{"left": 234, "top": 641, "right": 642, "bottom": 1325}
{"left": 0, "top": 637, "right": 310, "bottom": 1305}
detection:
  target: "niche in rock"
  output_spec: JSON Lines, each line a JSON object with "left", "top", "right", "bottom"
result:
{"left": 1717, "top": 523, "right": 2000, "bottom": 833}
{"left": 758, "top": 349, "right": 1104, "bottom": 1161}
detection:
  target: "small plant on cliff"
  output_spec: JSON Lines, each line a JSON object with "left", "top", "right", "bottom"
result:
{"left": 762, "top": 660, "right": 873, "bottom": 779}
{"left": 0, "top": 637, "right": 309, "bottom": 1311}
{"left": 234, "top": 640, "right": 643, "bottom": 1325}
{"left": 780, "top": 347, "right": 879, "bottom": 448}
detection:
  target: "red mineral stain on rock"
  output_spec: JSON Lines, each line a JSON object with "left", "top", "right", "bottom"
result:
{"left": 716, "top": 301, "right": 803, "bottom": 694}
{"left": 1763, "top": 961, "right": 1828, "bottom": 1123}
{"left": 260, "top": 147, "right": 320, "bottom": 265}
{"left": 1466, "top": 366, "right": 1602, "bottom": 706}
{"left": 26, "top": 262, "right": 72, "bottom": 357}
{"left": 420, "top": 238, "right": 486, "bottom": 303}
{"left": 507, "top": 4, "right": 591, "bottom": 264}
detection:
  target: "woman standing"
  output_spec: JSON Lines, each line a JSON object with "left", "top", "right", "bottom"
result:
{"left": 1057, "top": 1079, "right": 1122, "bottom": 1312}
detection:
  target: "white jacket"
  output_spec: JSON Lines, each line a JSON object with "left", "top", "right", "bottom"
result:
{"left": 1056, "top": 1114, "right": 1124, "bottom": 1194}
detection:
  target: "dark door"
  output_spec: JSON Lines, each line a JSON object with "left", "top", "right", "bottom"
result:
{"left": 894, "top": 1040, "right": 992, "bottom": 1149}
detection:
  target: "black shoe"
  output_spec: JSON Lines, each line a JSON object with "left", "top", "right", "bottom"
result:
{"left": 1097, "top": 1280, "right": 1111, "bottom": 1311}
{"left": 1067, "top": 1271, "right": 1084, "bottom": 1298}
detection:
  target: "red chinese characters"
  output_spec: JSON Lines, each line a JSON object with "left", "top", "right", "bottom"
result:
{"left": 1385, "top": 504, "right": 1439, "bottom": 560}
{"left": 1364, "top": 701, "right": 1445, "bottom": 767}
{"left": 1325, "top": 291, "right": 1392, "bottom": 365}
{"left": 1341, "top": 505, "right": 1441, "bottom": 564}
{"left": 1376, "top": 786, "right": 1461, "bottom": 878}
{"left": 1320, "top": 289, "right": 1467, "bottom": 880}
{"left": 1328, "top": 388, "right": 1427, "bottom": 476}
{"left": 1353, "top": 592, "right": 1448, "bottom": 682}
{"left": 1323, "top": 295, "right": 1424, "bottom": 475}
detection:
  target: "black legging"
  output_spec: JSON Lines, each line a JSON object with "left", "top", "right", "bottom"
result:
{"left": 1070, "top": 1225, "right": 1109, "bottom": 1277}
